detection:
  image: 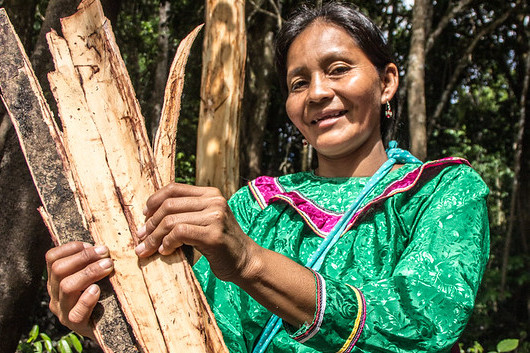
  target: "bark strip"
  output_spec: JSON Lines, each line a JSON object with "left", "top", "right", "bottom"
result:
{"left": 0, "top": 7, "right": 138, "bottom": 353}
{"left": 46, "top": 0, "right": 227, "bottom": 352}
{"left": 154, "top": 24, "right": 203, "bottom": 185}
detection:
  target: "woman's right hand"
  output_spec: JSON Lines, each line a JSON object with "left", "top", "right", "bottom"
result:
{"left": 46, "top": 242, "right": 114, "bottom": 338}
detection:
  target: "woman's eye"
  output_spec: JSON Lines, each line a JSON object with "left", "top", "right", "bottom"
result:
{"left": 290, "top": 80, "right": 308, "bottom": 92}
{"left": 330, "top": 66, "right": 350, "bottom": 75}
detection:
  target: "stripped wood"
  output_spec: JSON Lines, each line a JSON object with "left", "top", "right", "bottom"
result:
{"left": 46, "top": 0, "right": 227, "bottom": 352}
{"left": 196, "top": 0, "right": 246, "bottom": 198}
{"left": 154, "top": 24, "right": 203, "bottom": 184}
{"left": 0, "top": 7, "right": 138, "bottom": 353}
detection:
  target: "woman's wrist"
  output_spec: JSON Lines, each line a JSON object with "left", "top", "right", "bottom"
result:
{"left": 230, "top": 238, "right": 266, "bottom": 286}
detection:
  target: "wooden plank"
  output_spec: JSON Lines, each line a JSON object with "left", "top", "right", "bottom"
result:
{"left": 196, "top": 0, "right": 246, "bottom": 198}
{"left": 0, "top": 7, "right": 138, "bottom": 353}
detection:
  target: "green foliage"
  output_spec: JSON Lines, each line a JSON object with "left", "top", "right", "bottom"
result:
{"left": 17, "top": 325, "right": 83, "bottom": 353}
{"left": 458, "top": 338, "right": 520, "bottom": 353}
{"left": 175, "top": 151, "right": 195, "bottom": 184}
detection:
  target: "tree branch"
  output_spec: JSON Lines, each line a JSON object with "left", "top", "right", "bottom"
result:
{"left": 428, "top": 6, "right": 515, "bottom": 135}
{"left": 248, "top": 0, "right": 283, "bottom": 29}
{"left": 425, "top": 0, "right": 473, "bottom": 55}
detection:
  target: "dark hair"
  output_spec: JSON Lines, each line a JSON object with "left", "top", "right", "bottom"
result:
{"left": 275, "top": 1, "right": 398, "bottom": 143}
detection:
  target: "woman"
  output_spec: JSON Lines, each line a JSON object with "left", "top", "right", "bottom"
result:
{"left": 46, "top": 2, "right": 489, "bottom": 352}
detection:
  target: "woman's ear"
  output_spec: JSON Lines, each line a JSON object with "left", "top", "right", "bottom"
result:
{"left": 380, "top": 63, "right": 399, "bottom": 104}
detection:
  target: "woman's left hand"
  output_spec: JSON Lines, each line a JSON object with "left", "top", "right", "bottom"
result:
{"left": 135, "top": 183, "right": 258, "bottom": 282}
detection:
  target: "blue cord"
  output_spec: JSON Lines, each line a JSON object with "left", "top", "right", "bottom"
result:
{"left": 252, "top": 142, "right": 421, "bottom": 353}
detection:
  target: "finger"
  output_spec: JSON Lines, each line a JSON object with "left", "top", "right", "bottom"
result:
{"left": 49, "top": 245, "right": 110, "bottom": 300}
{"left": 136, "top": 210, "right": 214, "bottom": 257}
{"left": 68, "top": 284, "right": 100, "bottom": 326}
{"left": 144, "top": 184, "right": 220, "bottom": 217}
{"left": 46, "top": 242, "right": 92, "bottom": 276}
{"left": 58, "top": 258, "right": 113, "bottom": 311}
{"left": 158, "top": 223, "right": 199, "bottom": 255}
{"left": 139, "top": 200, "right": 210, "bottom": 239}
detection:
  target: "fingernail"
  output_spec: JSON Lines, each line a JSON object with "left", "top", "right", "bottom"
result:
{"left": 94, "top": 246, "right": 108, "bottom": 256}
{"left": 135, "top": 243, "right": 145, "bottom": 255}
{"left": 158, "top": 244, "right": 165, "bottom": 254}
{"left": 136, "top": 224, "right": 146, "bottom": 238}
{"left": 82, "top": 242, "right": 92, "bottom": 248}
{"left": 99, "top": 258, "right": 113, "bottom": 269}
{"left": 143, "top": 206, "right": 148, "bottom": 215}
{"left": 88, "top": 284, "right": 99, "bottom": 295}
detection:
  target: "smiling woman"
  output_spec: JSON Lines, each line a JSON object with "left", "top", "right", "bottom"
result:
{"left": 45, "top": 2, "right": 490, "bottom": 353}
{"left": 284, "top": 21, "right": 398, "bottom": 177}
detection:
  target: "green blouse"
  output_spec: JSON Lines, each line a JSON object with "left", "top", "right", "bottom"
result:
{"left": 193, "top": 159, "right": 490, "bottom": 353}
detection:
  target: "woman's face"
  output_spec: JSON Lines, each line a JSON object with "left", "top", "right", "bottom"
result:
{"left": 285, "top": 21, "right": 397, "bottom": 161}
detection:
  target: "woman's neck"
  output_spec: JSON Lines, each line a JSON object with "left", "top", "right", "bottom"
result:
{"left": 314, "top": 139, "right": 388, "bottom": 178}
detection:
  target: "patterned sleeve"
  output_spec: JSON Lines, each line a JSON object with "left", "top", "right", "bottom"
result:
{"left": 227, "top": 185, "right": 263, "bottom": 234}
{"left": 286, "top": 165, "right": 490, "bottom": 352}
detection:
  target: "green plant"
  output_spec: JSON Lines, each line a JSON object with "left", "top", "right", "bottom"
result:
{"left": 459, "top": 339, "right": 520, "bottom": 353}
{"left": 17, "top": 325, "right": 83, "bottom": 353}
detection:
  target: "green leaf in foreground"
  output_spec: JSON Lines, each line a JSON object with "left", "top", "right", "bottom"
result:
{"left": 27, "top": 325, "right": 39, "bottom": 343}
{"left": 68, "top": 333, "right": 83, "bottom": 353}
{"left": 497, "top": 339, "right": 519, "bottom": 352}
{"left": 58, "top": 338, "right": 72, "bottom": 353}
{"left": 34, "top": 341, "right": 43, "bottom": 353}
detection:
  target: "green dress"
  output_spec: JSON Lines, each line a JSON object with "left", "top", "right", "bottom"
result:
{"left": 193, "top": 158, "right": 490, "bottom": 353}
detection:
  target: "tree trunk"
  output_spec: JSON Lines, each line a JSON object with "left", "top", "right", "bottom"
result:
{"left": 149, "top": 0, "right": 171, "bottom": 140}
{"left": 407, "top": 0, "right": 428, "bottom": 161}
{"left": 2, "top": 0, "right": 37, "bottom": 49}
{"left": 0, "top": 1, "right": 81, "bottom": 351}
{"left": 240, "top": 5, "right": 275, "bottom": 181}
{"left": 196, "top": 0, "right": 246, "bottom": 197}
{"left": 500, "top": 44, "right": 530, "bottom": 296}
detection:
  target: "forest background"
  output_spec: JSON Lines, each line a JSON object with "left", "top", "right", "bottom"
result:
{"left": 0, "top": 0, "right": 528, "bottom": 352}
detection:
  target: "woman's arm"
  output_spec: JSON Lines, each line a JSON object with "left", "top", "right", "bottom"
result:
{"left": 135, "top": 182, "right": 317, "bottom": 328}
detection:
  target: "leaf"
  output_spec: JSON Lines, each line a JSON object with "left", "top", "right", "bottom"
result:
{"left": 42, "top": 335, "right": 53, "bottom": 353}
{"left": 58, "top": 339, "right": 72, "bottom": 353}
{"left": 40, "top": 333, "right": 51, "bottom": 342}
{"left": 17, "top": 342, "right": 33, "bottom": 353}
{"left": 35, "top": 341, "right": 43, "bottom": 353}
{"left": 27, "top": 325, "right": 39, "bottom": 343}
{"left": 497, "top": 339, "right": 519, "bottom": 352}
{"left": 67, "top": 333, "right": 82, "bottom": 353}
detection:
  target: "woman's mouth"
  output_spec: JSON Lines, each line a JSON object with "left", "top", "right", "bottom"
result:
{"left": 311, "top": 110, "right": 348, "bottom": 124}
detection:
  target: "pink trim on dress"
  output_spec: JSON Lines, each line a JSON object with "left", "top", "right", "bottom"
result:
{"left": 248, "top": 158, "right": 470, "bottom": 238}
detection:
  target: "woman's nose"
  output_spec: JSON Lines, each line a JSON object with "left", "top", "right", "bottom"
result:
{"left": 307, "top": 75, "right": 333, "bottom": 104}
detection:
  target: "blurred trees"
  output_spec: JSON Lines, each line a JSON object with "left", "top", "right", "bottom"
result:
{"left": 0, "top": 0, "right": 528, "bottom": 351}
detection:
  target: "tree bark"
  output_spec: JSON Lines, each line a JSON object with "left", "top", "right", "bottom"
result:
{"left": 1, "top": 0, "right": 228, "bottom": 351}
{"left": 0, "top": 1, "right": 81, "bottom": 351}
{"left": 154, "top": 24, "right": 203, "bottom": 186}
{"left": 149, "top": 0, "right": 171, "bottom": 140}
{"left": 45, "top": 1, "right": 227, "bottom": 351}
{"left": 196, "top": 0, "right": 246, "bottom": 197}
{"left": 0, "top": 7, "right": 138, "bottom": 353}
{"left": 240, "top": 2, "right": 275, "bottom": 181}
{"left": 407, "top": 0, "right": 428, "bottom": 161}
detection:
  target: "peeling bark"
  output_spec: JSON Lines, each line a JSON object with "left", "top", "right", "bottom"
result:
{"left": 197, "top": 0, "right": 246, "bottom": 198}
{"left": 0, "top": 1, "right": 227, "bottom": 351}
